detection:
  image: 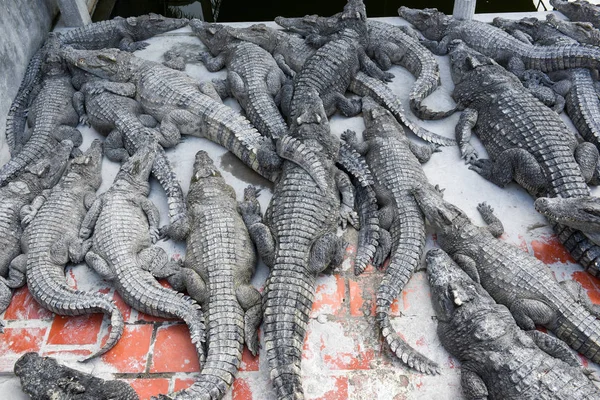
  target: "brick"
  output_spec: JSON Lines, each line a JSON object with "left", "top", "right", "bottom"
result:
{"left": 101, "top": 324, "right": 153, "bottom": 373}
{"left": 3, "top": 287, "right": 53, "bottom": 320}
{"left": 173, "top": 378, "right": 195, "bottom": 392}
{"left": 310, "top": 375, "right": 348, "bottom": 400}
{"left": 240, "top": 346, "right": 259, "bottom": 372}
{"left": 128, "top": 378, "right": 170, "bottom": 400}
{"left": 349, "top": 278, "right": 375, "bottom": 317}
{"left": 150, "top": 324, "right": 200, "bottom": 373}
{"left": 47, "top": 314, "right": 103, "bottom": 345}
{"left": 531, "top": 235, "right": 575, "bottom": 264}
{"left": 112, "top": 291, "right": 132, "bottom": 322}
{"left": 232, "top": 377, "right": 253, "bottom": 400}
{"left": 0, "top": 327, "right": 47, "bottom": 355}
{"left": 312, "top": 275, "right": 346, "bottom": 316}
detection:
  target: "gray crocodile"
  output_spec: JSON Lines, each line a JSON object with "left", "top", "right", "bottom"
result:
{"left": 552, "top": 0, "right": 600, "bottom": 29}
{"left": 399, "top": 6, "right": 600, "bottom": 77}
{"left": 0, "top": 38, "right": 83, "bottom": 187}
{"left": 342, "top": 96, "right": 440, "bottom": 374}
{"left": 229, "top": 24, "right": 455, "bottom": 146}
{"left": 60, "top": 47, "right": 282, "bottom": 187}
{"left": 70, "top": 70, "right": 188, "bottom": 241}
{"left": 79, "top": 144, "right": 205, "bottom": 367}
{"left": 546, "top": 13, "right": 600, "bottom": 47}
{"left": 240, "top": 91, "right": 358, "bottom": 399}
{"left": 14, "top": 352, "right": 139, "bottom": 400}
{"left": 276, "top": 16, "right": 455, "bottom": 121}
{"left": 5, "top": 140, "right": 124, "bottom": 360}
{"left": 492, "top": 16, "right": 579, "bottom": 46}
{"left": 413, "top": 189, "right": 600, "bottom": 364}
{"left": 426, "top": 248, "right": 600, "bottom": 399}
{"left": 448, "top": 42, "right": 600, "bottom": 276}
{"left": 160, "top": 152, "right": 261, "bottom": 400}
{"left": 7, "top": 14, "right": 188, "bottom": 156}
{"left": 186, "top": 20, "right": 288, "bottom": 140}
{"left": 0, "top": 140, "right": 73, "bottom": 324}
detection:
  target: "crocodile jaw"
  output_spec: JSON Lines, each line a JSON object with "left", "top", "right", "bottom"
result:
{"left": 535, "top": 196, "right": 600, "bottom": 233}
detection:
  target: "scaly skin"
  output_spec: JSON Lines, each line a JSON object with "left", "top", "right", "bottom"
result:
{"left": 448, "top": 42, "right": 600, "bottom": 276}
{"left": 426, "top": 249, "right": 600, "bottom": 400}
{"left": 14, "top": 352, "right": 139, "bottom": 400}
{"left": 80, "top": 145, "right": 205, "bottom": 371}
{"left": 0, "top": 41, "right": 83, "bottom": 187}
{"left": 71, "top": 70, "right": 188, "bottom": 241}
{"left": 551, "top": 0, "right": 600, "bottom": 29}
{"left": 160, "top": 152, "right": 261, "bottom": 400}
{"left": 7, "top": 140, "right": 124, "bottom": 361}
{"left": 413, "top": 191, "right": 600, "bottom": 365}
{"left": 546, "top": 13, "right": 600, "bottom": 47}
{"left": 60, "top": 47, "right": 282, "bottom": 185}
{"left": 189, "top": 21, "right": 288, "bottom": 140}
{"left": 7, "top": 14, "right": 188, "bottom": 155}
{"left": 492, "top": 16, "right": 579, "bottom": 46}
{"left": 0, "top": 140, "right": 73, "bottom": 325}
{"left": 343, "top": 97, "right": 440, "bottom": 374}
{"left": 399, "top": 7, "right": 600, "bottom": 75}
{"left": 240, "top": 92, "right": 357, "bottom": 399}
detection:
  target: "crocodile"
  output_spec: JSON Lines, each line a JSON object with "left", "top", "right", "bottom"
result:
{"left": 4, "top": 140, "right": 124, "bottom": 360}
{"left": 413, "top": 189, "right": 600, "bottom": 364}
{"left": 426, "top": 248, "right": 600, "bottom": 399}
{"left": 0, "top": 37, "right": 83, "bottom": 187}
{"left": 492, "top": 16, "right": 579, "bottom": 46}
{"left": 448, "top": 41, "right": 600, "bottom": 276}
{"left": 0, "top": 140, "right": 73, "bottom": 324}
{"left": 159, "top": 152, "right": 261, "bottom": 400}
{"left": 240, "top": 90, "right": 358, "bottom": 399}
{"left": 7, "top": 14, "right": 188, "bottom": 156}
{"left": 551, "top": 0, "right": 600, "bottom": 29}
{"left": 7, "top": 14, "right": 188, "bottom": 157}
{"left": 59, "top": 46, "right": 282, "bottom": 186}
{"left": 342, "top": 96, "right": 440, "bottom": 374}
{"left": 399, "top": 6, "right": 600, "bottom": 77}
{"left": 14, "top": 352, "right": 139, "bottom": 400}
{"left": 229, "top": 24, "right": 456, "bottom": 146}
{"left": 546, "top": 13, "right": 600, "bottom": 47}
{"left": 276, "top": 16, "right": 456, "bottom": 121}
{"left": 188, "top": 20, "right": 288, "bottom": 140}
{"left": 79, "top": 144, "right": 205, "bottom": 367}
{"left": 70, "top": 69, "right": 188, "bottom": 241}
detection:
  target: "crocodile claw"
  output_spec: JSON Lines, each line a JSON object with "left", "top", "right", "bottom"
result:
{"left": 460, "top": 143, "right": 478, "bottom": 164}
{"left": 468, "top": 158, "right": 493, "bottom": 180}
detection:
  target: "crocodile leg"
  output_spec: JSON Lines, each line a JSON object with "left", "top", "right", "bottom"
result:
{"left": 85, "top": 251, "right": 116, "bottom": 281}
{"left": 453, "top": 253, "right": 481, "bottom": 283}
{"left": 574, "top": 142, "right": 599, "bottom": 183}
{"left": 181, "top": 267, "right": 208, "bottom": 305}
{"left": 104, "top": 130, "right": 130, "bottom": 163}
{"left": 455, "top": 108, "right": 479, "bottom": 164}
{"left": 138, "top": 246, "right": 182, "bottom": 288}
{"left": 408, "top": 141, "right": 438, "bottom": 164}
{"left": 509, "top": 298, "right": 555, "bottom": 330}
{"left": 5, "top": 254, "right": 27, "bottom": 289}
{"left": 560, "top": 280, "right": 600, "bottom": 318}
{"left": 211, "top": 78, "right": 231, "bottom": 99}
{"left": 135, "top": 195, "right": 160, "bottom": 243}
{"left": 236, "top": 284, "right": 262, "bottom": 355}
{"left": 476, "top": 203, "right": 505, "bottom": 238}
{"left": 370, "top": 42, "right": 399, "bottom": 71}
{"left": 307, "top": 232, "right": 345, "bottom": 275}
{"left": 525, "top": 330, "right": 581, "bottom": 367}
{"left": 335, "top": 170, "right": 359, "bottom": 229}
{"left": 332, "top": 93, "right": 362, "bottom": 117}
{"left": 199, "top": 51, "right": 226, "bottom": 72}
{"left": 354, "top": 184, "right": 381, "bottom": 275}
{"left": 460, "top": 369, "right": 489, "bottom": 400}
{"left": 152, "top": 149, "right": 188, "bottom": 241}
{"left": 139, "top": 114, "right": 158, "bottom": 128}
{"left": 240, "top": 194, "right": 275, "bottom": 268}
{"left": 358, "top": 48, "right": 394, "bottom": 83}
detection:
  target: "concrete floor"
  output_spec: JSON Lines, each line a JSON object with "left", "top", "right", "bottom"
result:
{"left": 1, "top": 12, "right": 600, "bottom": 400}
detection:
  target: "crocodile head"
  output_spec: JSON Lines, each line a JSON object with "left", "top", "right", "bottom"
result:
{"left": 125, "top": 13, "right": 188, "bottom": 40}
{"left": 191, "top": 150, "right": 221, "bottom": 181}
{"left": 546, "top": 14, "right": 600, "bottom": 45}
{"left": 550, "top": 0, "right": 600, "bottom": 21}
{"left": 64, "top": 139, "right": 103, "bottom": 190}
{"left": 448, "top": 40, "right": 494, "bottom": 85}
{"left": 289, "top": 89, "right": 337, "bottom": 158}
{"left": 341, "top": 0, "right": 367, "bottom": 23}
{"left": 398, "top": 7, "right": 451, "bottom": 41}
{"left": 412, "top": 186, "right": 468, "bottom": 235}
{"left": 492, "top": 16, "right": 539, "bottom": 34}
{"left": 113, "top": 143, "right": 157, "bottom": 195}
{"left": 60, "top": 48, "right": 134, "bottom": 82}
{"left": 190, "top": 20, "right": 236, "bottom": 55}
{"left": 361, "top": 96, "right": 405, "bottom": 140}
{"left": 535, "top": 196, "right": 600, "bottom": 234}
{"left": 426, "top": 249, "right": 484, "bottom": 322}
{"left": 228, "top": 24, "right": 279, "bottom": 52}
{"left": 275, "top": 15, "right": 338, "bottom": 36}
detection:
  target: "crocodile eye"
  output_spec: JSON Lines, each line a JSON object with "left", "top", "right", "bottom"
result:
{"left": 77, "top": 58, "right": 86, "bottom": 65}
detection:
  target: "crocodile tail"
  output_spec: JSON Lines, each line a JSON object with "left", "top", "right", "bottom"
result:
{"left": 349, "top": 72, "right": 456, "bottom": 146}
{"left": 410, "top": 96, "right": 457, "bottom": 121}
{"left": 527, "top": 44, "right": 600, "bottom": 72}
{"left": 354, "top": 184, "right": 380, "bottom": 275}
{"left": 409, "top": 72, "right": 457, "bottom": 121}
{"left": 337, "top": 142, "right": 374, "bottom": 188}
{"left": 555, "top": 223, "right": 600, "bottom": 276}
{"left": 82, "top": 297, "right": 125, "bottom": 360}
{"left": 276, "top": 136, "right": 328, "bottom": 191}
{"left": 263, "top": 265, "right": 315, "bottom": 400}
{"left": 554, "top": 298, "right": 600, "bottom": 364}
{"left": 0, "top": 135, "right": 51, "bottom": 186}
{"left": 179, "top": 296, "right": 206, "bottom": 365}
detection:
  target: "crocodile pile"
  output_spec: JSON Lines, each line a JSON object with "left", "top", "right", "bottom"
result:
{"left": 4, "top": 2, "right": 600, "bottom": 400}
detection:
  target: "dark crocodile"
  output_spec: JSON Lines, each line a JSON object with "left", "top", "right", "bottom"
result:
{"left": 229, "top": 24, "right": 456, "bottom": 146}
{"left": 186, "top": 20, "right": 288, "bottom": 140}
{"left": 492, "top": 16, "right": 579, "bottom": 46}
{"left": 70, "top": 69, "right": 188, "bottom": 241}
{"left": 552, "top": 0, "right": 600, "bottom": 29}
{"left": 14, "top": 352, "right": 139, "bottom": 400}
{"left": 426, "top": 248, "right": 600, "bottom": 399}
{"left": 414, "top": 189, "right": 600, "bottom": 364}
{"left": 240, "top": 91, "right": 357, "bottom": 399}
{"left": 79, "top": 144, "right": 205, "bottom": 369}
{"left": 60, "top": 47, "right": 282, "bottom": 186}
{"left": 448, "top": 42, "right": 600, "bottom": 276}
{"left": 0, "top": 140, "right": 73, "bottom": 326}
{"left": 7, "top": 14, "right": 188, "bottom": 157}
{"left": 342, "top": 96, "right": 440, "bottom": 374}
{"left": 5, "top": 140, "right": 124, "bottom": 360}
{"left": 0, "top": 37, "right": 83, "bottom": 187}
{"left": 159, "top": 152, "right": 261, "bottom": 400}
{"left": 546, "top": 13, "right": 600, "bottom": 47}
{"left": 399, "top": 6, "right": 600, "bottom": 77}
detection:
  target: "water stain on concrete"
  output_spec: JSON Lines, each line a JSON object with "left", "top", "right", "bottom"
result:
{"left": 220, "top": 152, "right": 273, "bottom": 188}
